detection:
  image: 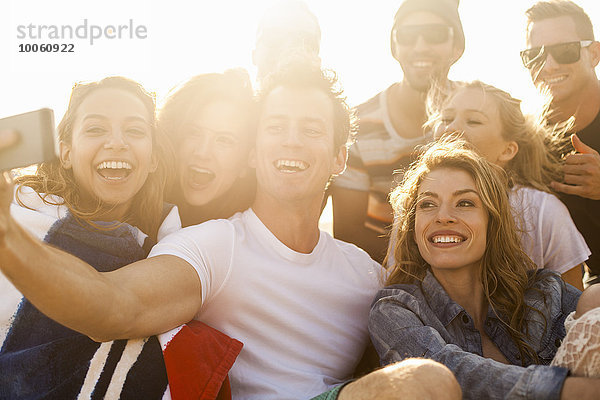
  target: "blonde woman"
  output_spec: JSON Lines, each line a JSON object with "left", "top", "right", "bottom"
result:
{"left": 370, "top": 140, "right": 600, "bottom": 399}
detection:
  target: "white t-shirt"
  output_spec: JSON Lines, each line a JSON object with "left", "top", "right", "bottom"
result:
{"left": 149, "top": 208, "right": 382, "bottom": 400}
{"left": 0, "top": 186, "right": 181, "bottom": 345}
{"left": 510, "top": 186, "right": 590, "bottom": 274}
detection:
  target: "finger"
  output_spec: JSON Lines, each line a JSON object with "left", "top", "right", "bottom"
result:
{"left": 563, "top": 174, "right": 588, "bottom": 186}
{"left": 572, "top": 134, "right": 600, "bottom": 156}
{"left": 563, "top": 163, "right": 597, "bottom": 175}
{"left": 563, "top": 153, "right": 599, "bottom": 165}
{"left": 551, "top": 181, "right": 584, "bottom": 196}
{"left": 0, "top": 130, "right": 19, "bottom": 150}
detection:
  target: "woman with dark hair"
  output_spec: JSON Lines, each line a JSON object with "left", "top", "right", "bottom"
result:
{"left": 370, "top": 140, "right": 600, "bottom": 399}
{"left": 158, "top": 69, "right": 256, "bottom": 227}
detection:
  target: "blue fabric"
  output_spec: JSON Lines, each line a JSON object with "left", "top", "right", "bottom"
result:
{"left": 369, "top": 269, "right": 580, "bottom": 400}
{"left": 0, "top": 213, "right": 167, "bottom": 400}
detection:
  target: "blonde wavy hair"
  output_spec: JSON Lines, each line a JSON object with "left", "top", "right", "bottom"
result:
{"left": 386, "top": 139, "right": 543, "bottom": 364}
{"left": 16, "top": 76, "right": 171, "bottom": 240}
{"left": 428, "top": 81, "right": 564, "bottom": 193}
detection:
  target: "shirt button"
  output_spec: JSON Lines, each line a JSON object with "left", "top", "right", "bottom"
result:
{"left": 462, "top": 314, "right": 469, "bottom": 324}
{"left": 555, "top": 338, "right": 562, "bottom": 348}
{"left": 486, "top": 320, "right": 492, "bottom": 327}
{"left": 516, "top": 354, "right": 521, "bottom": 360}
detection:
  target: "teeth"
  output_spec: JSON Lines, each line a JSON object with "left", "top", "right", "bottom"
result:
{"left": 432, "top": 235, "right": 464, "bottom": 244}
{"left": 275, "top": 159, "right": 308, "bottom": 171}
{"left": 96, "top": 161, "right": 132, "bottom": 170}
{"left": 545, "top": 75, "right": 567, "bottom": 85}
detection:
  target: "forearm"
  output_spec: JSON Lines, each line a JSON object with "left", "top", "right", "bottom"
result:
{"left": 560, "top": 377, "right": 600, "bottom": 399}
{"left": 0, "top": 216, "right": 202, "bottom": 341}
{"left": 0, "top": 215, "right": 130, "bottom": 340}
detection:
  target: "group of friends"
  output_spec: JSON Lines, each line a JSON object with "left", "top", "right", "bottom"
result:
{"left": 0, "top": 0, "right": 600, "bottom": 399}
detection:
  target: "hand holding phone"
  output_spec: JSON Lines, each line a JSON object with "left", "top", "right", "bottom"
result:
{"left": 0, "top": 109, "right": 57, "bottom": 171}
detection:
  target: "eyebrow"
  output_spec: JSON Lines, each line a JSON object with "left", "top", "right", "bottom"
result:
{"left": 81, "top": 114, "right": 149, "bottom": 124}
{"left": 263, "top": 114, "right": 326, "bottom": 125}
{"left": 419, "top": 188, "right": 479, "bottom": 198}
{"left": 442, "top": 108, "right": 489, "bottom": 118}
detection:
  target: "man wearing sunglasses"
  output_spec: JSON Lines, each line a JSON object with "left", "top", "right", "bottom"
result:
{"left": 523, "top": 0, "right": 600, "bottom": 287}
{"left": 331, "top": 0, "right": 464, "bottom": 263}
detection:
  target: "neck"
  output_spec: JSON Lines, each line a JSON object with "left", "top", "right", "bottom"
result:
{"left": 388, "top": 79, "right": 451, "bottom": 138}
{"left": 549, "top": 80, "right": 600, "bottom": 130}
{"left": 433, "top": 267, "right": 487, "bottom": 324}
{"left": 251, "top": 192, "right": 322, "bottom": 254}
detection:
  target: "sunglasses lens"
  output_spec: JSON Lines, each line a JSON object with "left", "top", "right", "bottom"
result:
{"left": 395, "top": 27, "right": 419, "bottom": 46}
{"left": 396, "top": 25, "right": 450, "bottom": 46}
{"left": 423, "top": 26, "right": 450, "bottom": 44}
{"left": 520, "top": 48, "right": 543, "bottom": 68}
{"left": 550, "top": 42, "right": 581, "bottom": 64}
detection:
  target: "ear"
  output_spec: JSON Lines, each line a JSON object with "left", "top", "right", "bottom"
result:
{"left": 497, "top": 141, "right": 519, "bottom": 164}
{"left": 59, "top": 141, "right": 72, "bottom": 169}
{"left": 587, "top": 41, "right": 600, "bottom": 68}
{"left": 332, "top": 145, "right": 348, "bottom": 176}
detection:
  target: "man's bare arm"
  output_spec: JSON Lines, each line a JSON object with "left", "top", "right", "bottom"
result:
{"left": 0, "top": 198, "right": 202, "bottom": 342}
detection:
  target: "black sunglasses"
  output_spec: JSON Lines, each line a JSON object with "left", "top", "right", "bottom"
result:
{"left": 395, "top": 24, "right": 453, "bottom": 46}
{"left": 520, "top": 40, "right": 593, "bottom": 69}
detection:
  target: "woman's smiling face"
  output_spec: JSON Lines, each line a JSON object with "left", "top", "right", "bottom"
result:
{"left": 414, "top": 167, "right": 488, "bottom": 274}
{"left": 60, "top": 88, "right": 156, "bottom": 220}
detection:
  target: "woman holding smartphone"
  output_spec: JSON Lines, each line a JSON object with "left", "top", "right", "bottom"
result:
{"left": 0, "top": 76, "right": 179, "bottom": 399}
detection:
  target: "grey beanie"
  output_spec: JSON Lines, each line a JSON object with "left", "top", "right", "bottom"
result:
{"left": 391, "top": 0, "right": 465, "bottom": 60}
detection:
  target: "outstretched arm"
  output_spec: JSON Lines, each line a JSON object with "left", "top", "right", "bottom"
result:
{"left": 0, "top": 175, "right": 202, "bottom": 342}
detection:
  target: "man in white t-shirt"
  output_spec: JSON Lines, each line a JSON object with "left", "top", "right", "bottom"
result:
{"left": 0, "top": 62, "right": 460, "bottom": 400}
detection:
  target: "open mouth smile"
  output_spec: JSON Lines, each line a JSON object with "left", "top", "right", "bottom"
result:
{"left": 188, "top": 166, "right": 216, "bottom": 187}
{"left": 429, "top": 233, "right": 466, "bottom": 245}
{"left": 96, "top": 160, "right": 133, "bottom": 181}
{"left": 274, "top": 159, "right": 309, "bottom": 173}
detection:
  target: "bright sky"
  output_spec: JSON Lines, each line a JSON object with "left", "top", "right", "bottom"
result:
{"left": 2, "top": 0, "right": 600, "bottom": 122}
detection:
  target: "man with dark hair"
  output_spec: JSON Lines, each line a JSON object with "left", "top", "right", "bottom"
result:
{"left": 0, "top": 62, "right": 460, "bottom": 400}
{"left": 522, "top": 0, "right": 600, "bottom": 286}
{"left": 331, "top": 0, "right": 464, "bottom": 263}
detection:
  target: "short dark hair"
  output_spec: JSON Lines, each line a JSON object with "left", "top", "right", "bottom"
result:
{"left": 525, "top": 0, "right": 595, "bottom": 41}
{"left": 258, "top": 59, "right": 356, "bottom": 151}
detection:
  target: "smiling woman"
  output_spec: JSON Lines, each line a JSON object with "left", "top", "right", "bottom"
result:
{"left": 0, "top": 77, "right": 180, "bottom": 399}
{"left": 157, "top": 70, "right": 257, "bottom": 227}
{"left": 370, "top": 139, "right": 600, "bottom": 399}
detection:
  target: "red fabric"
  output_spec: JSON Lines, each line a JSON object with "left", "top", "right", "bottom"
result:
{"left": 162, "top": 320, "right": 243, "bottom": 400}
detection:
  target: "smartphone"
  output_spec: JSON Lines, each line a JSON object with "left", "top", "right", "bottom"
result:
{"left": 0, "top": 108, "right": 57, "bottom": 171}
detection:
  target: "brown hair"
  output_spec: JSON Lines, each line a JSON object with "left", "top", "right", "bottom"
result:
{"left": 525, "top": 0, "right": 594, "bottom": 41}
{"left": 258, "top": 58, "right": 356, "bottom": 151}
{"left": 387, "top": 139, "right": 542, "bottom": 364}
{"left": 157, "top": 70, "right": 257, "bottom": 226}
{"left": 16, "top": 76, "right": 170, "bottom": 240}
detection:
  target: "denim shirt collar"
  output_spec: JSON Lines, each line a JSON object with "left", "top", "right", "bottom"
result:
{"left": 421, "top": 269, "right": 501, "bottom": 328}
{"left": 421, "top": 270, "right": 466, "bottom": 327}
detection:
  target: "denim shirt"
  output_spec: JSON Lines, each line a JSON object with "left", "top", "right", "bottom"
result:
{"left": 369, "top": 269, "right": 581, "bottom": 400}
